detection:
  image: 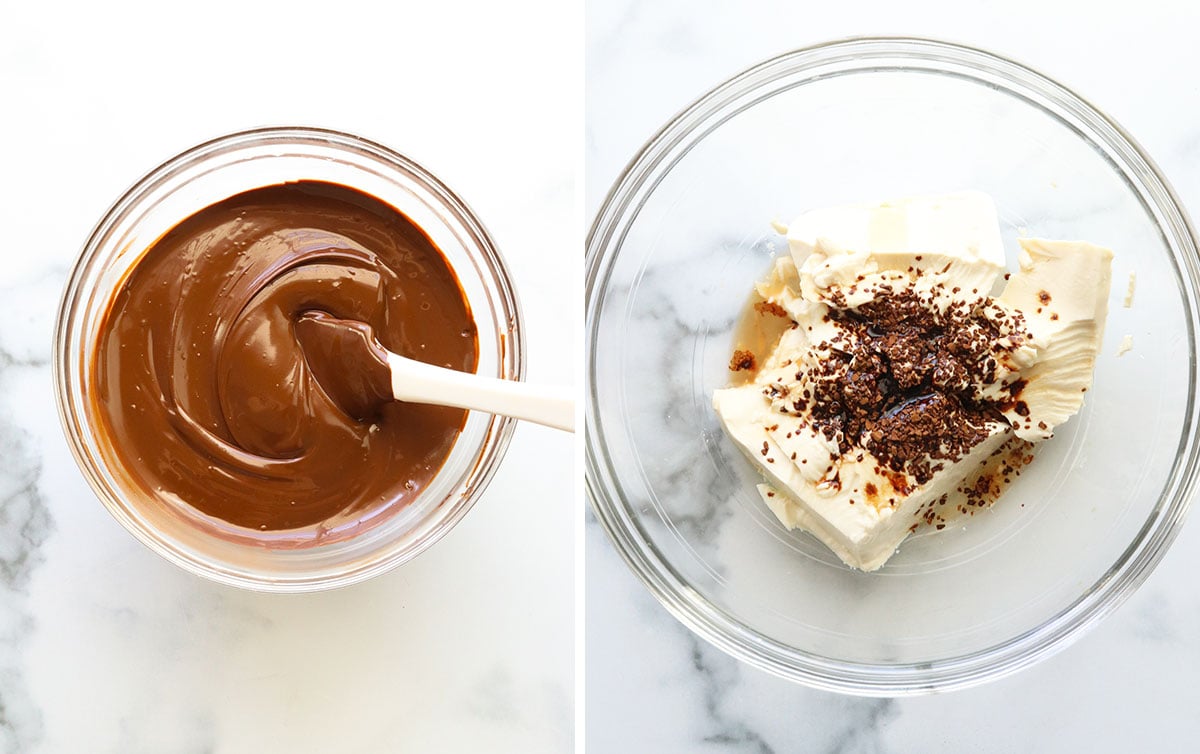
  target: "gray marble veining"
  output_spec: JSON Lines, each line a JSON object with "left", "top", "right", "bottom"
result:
{"left": 0, "top": 417, "right": 52, "bottom": 752}
{"left": 0, "top": 267, "right": 61, "bottom": 752}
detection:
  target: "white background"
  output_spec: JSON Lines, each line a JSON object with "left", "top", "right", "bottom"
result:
{"left": 587, "top": 1, "right": 1200, "bottom": 752}
{"left": 0, "top": 1, "right": 577, "bottom": 752}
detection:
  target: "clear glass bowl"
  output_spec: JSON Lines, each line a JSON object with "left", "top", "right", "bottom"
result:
{"left": 56, "top": 126, "right": 523, "bottom": 592}
{"left": 586, "top": 38, "right": 1200, "bottom": 694}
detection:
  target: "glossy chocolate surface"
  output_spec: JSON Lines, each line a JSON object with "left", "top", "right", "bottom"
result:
{"left": 94, "top": 181, "right": 478, "bottom": 535}
{"left": 293, "top": 311, "right": 394, "bottom": 423}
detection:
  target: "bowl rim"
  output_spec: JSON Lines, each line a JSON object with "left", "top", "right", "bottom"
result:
{"left": 585, "top": 36, "right": 1200, "bottom": 694}
{"left": 54, "top": 125, "right": 525, "bottom": 593}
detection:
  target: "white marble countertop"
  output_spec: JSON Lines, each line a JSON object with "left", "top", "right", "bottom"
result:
{"left": 1, "top": 2, "right": 576, "bottom": 752}
{"left": 586, "top": 1, "right": 1200, "bottom": 751}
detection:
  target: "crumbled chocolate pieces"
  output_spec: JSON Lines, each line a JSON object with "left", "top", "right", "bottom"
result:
{"left": 955, "top": 438, "right": 1034, "bottom": 510}
{"left": 730, "top": 349, "right": 757, "bottom": 372}
{"left": 779, "top": 281, "right": 1032, "bottom": 485}
{"left": 754, "top": 300, "right": 789, "bottom": 317}
{"left": 866, "top": 393, "right": 992, "bottom": 484}
{"left": 764, "top": 382, "right": 789, "bottom": 399}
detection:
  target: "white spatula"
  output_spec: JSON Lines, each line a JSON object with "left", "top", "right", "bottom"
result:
{"left": 294, "top": 311, "right": 574, "bottom": 432}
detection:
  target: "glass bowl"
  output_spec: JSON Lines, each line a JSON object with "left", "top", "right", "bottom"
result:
{"left": 586, "top": 38, "right": 1200, "bottom": 694}
{"left": 56, "top": 126, "right": 523, "bottom": 592}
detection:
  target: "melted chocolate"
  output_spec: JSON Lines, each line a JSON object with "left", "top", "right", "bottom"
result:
{"left": 294, "top": 311, "right": 394, "bottom": 422}
{"left": 94, "top": 181, "right": 478, "bottom": 539}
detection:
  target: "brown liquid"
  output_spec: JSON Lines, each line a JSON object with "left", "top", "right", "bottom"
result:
{"left": 93, "top": 181, "right": 479, "bottom": 541}
{"left": 293, "top": 311, "right": 394, "bottom": 422}
{"left": 727, "top": 291, "right": 794, "bottom": 387}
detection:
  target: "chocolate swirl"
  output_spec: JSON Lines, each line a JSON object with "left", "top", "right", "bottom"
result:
{"left": 94, "top": 181, "right": 478, "bottom": 538}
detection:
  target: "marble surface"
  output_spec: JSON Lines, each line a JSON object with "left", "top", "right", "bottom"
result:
{"left": 586, "top": 1, "right": 1200, "bottom": 751}
{"left": 0, "top": 2, "right": 576, "bottom": 752}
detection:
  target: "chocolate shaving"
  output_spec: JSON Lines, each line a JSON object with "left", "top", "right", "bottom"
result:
{"left": 796, "top": 286, "right": 1032, "bottom": 485}
{"left": 754, "top": 300, "right": 789, "bottom": 317}
{"left": 730, "top": 349, "right": 756, "bottom": 372}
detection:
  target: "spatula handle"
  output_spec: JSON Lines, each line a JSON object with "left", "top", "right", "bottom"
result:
{"left": 388, "top": 353, "right": 575, "bottom": 432}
